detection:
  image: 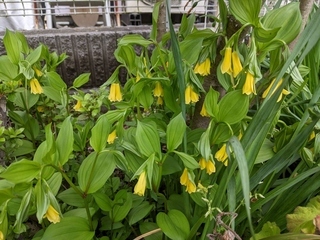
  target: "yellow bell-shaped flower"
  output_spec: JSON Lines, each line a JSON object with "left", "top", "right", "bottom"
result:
{"left": 221, "top": 47, "right": 232, "bottom": 75}
{"left": 231, "top": 51, "right": 243, "bottom": 78}
{"left": 242, "top": 72, "right": 257, "bottom": 95}
{"left": 30, "top": 78, "right": 43, "bottom": 94}
{"left": 206, "top": 160, "right": 216, "bottom": 175}
{"left": 43, "top": 205, "right": 60, "bottom": 224}
{"left": 0, "top": 230, "right": 4, "bottom": 240}
{"left": 157, "top": 97, "right": 163, "bottom": 106}
{"left": 185, "top": 180, "right": 196, "bottom": 194}
{"left": 180, "top": 168, "right": 189, "bottom": 186}
{"left": 73, "top": 100, "right": 82, "bottom": 111}
{"left": 262, "top": 79, "right": 290, "bottom": 102}
{"left": 108, "top": 83, "right": 122, "bottom": 102}
{"left": 194, "top": 58, "right": 211, "bottom": 76}
{"left": 107, "top": 130, "right": 117, "bottom": 144}
{"left": 185, "top": 85, "right": 199, "bottom": 104}
{"left": 153, "top": 82, "right": 164, "bottom": 97}
{"left": 200, "top": 104, "right": 209, "bottom": 117}
{"left": 134, "top": 171, "right": 147, "bottom": 196}
{"left": 199, "top": 158, "right": 207, "bottom": 170}
{"left": 215, "top": 144, "right": 228, "bottom": 166}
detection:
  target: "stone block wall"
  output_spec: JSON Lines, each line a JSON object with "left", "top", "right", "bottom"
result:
{"left": 0, "top": 26, "right": 151, "bottom": 87}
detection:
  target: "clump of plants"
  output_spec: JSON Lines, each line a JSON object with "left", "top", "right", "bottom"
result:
{"left": 0, "top": 0, "right": 320, "bottom": 239}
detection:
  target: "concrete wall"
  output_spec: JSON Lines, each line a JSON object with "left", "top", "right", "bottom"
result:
{"left": 0, "top": 26, "right": 151, "bottom": 87}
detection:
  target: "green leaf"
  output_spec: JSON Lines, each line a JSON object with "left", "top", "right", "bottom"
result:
{"left": 0, "top": 160, "right": 41, "bottom": 184}
{"left": 111, "top": 190, "right": 133, "bottom": 222}
{"left": 150, "top": 2, "right": 161, "bottom": 41}
{"left": 93, "top": 192, "right": 112, "bottom": 212}
{"left": 0, "top": 55, "right": 19, "bottom": 80}
{"left": 140, "top": 222, "right": 163, "bottom": 240}
{"left": 180, "top": 38, "right": 203, "bottom": 65}
{"left": 35, "top": 180, "right": 49, "bottom": 223}
{"left": 118, "top": 34, "right": 152, "bottom": 47}
{"left": 250, "top": 222, "right": 280, "bottom": 240}
{"left": 73, "top": 73, "right": 90, "bottom": 88}
{"left": 56, "top": 117, "right": 73, "bottom": 166}
{"left": 46, "top": 173, "right": 62, "bottom": 196}
{"left": 204, "top": 88, "right": 219, "bottom": 118}
{"left": 128, "top": 202, "right": 153, "bottom": 225}
{"left": 217, "top": 90, "right": 249, "bottom": 124}
{"left": 26, "top": 45, "right": 43, "bottom": 65}
{"left": 57, "top": 187, "right": 85, "bottom": 208}
{"left": 287, "top": 196, "right": 320, "bottom": 234}
{"left": 136, "top": 121, "right": 161, "bottom": 157}
{"left": 42, "top": 216, "right": 94, "bottom": 240}
{"left": 174, "top": 151, "right": 199, "bottom": 170}
{"left": 42, "top": 86, "right": 63, "bottom": 103}
{"left": 14, "top": 90, "right": 39, "bottom": 110}
{"left": 12, "top": 140, "right": 35, "bottom": 157}
{"left": 89, "top": 114, "right": 111, "bottom": 152}
{"left": 156, "top": 209, "right": 190, "bottom": 240}
{"left": 3, "top": 29, "right": 22, "bottom": 64}
{"left": 78, "top": 152, "right": 116, "bottom": 194}
{"left": 167, "top": 113, "right": 186, "bottom": 152}
{"left": 229, "top": 0, "right": 261, "bottom": 25}
{"left": 46, "top": 71, "right": 67, "bottom": 91}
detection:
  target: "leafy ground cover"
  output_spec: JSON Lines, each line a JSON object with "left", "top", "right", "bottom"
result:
{"left": 0, "top": 0, "right": 320, "bottom": 239}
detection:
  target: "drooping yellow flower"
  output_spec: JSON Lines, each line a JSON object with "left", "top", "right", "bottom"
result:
{"left": 194, "top": 58, "right": 211, "bottom": 76}
{"left": 30, "top": 78, "right": 43, "bottom": 94}
{"left": 180, "top": 168, "right": 189, "bottom": 186}
{"left": 136, "top": 74, "right": 141, "bottom": 82}
{"left": 153, "top": 82, "right": 164, "bottom": 97}
{"left": 199, "top": 158, "right": 207, "bottom": 170}
{"left": 107, "top": 130, "right": 117, "bottom": 144}
{"left": 185, "top": 85, "right": 199, "bottom": 104}
{"left": 33, "top": 66, "right": 43, "bottom": 77}
{"left": 215, "top": 144, "right": 228, "bottom": 166}
{"left": 108, "top": 83, "right": 122, "bottom": 102}
{"left": 43, "top": 205, "right": 60, "bottom": 224}
{"left": 242, "top": 72, "right": 256, "bottom": 95}
{"left": 134, "top": 171, "right": 147, "bottom": 196}
{"left": 231, "top": 51, "right": 243, "bottom": 78}
{"left": 157, "top": 97, "right": 163, "bottom": 106}
{"left": 185, "top": 180, "right": 196, "bottom": 194}
{"left": 309, "top": 131, "right": 316, "bottom": 141}
{"left": 262, "top": 79, "right": 290, "bottom": 102}
{"left": 221, "top": 47, "right": 232, "bottom": 75}
{"left": 200, "top": 104, "right": 209, "bottom": 117}
{"left": 37, "top": 106, "right": 45, "bottom": 112}
{"left": 206, "top": 160, "right": 216, "bottom": 175}
{"left": 0, "top": 230, "right": 4, "bottom": 240}
{"left": 73, "top": 100, "right": 82, "bottom": 111}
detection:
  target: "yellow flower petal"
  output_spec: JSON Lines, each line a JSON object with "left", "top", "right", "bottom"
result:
{"left": 73, "top": 100, "right": 82, "bottom": 111}
{"left": 242, "top": 72, "right": 256, "bottom": 95}
{"left": 33, "top": 67, "right": 43, "bottom": 77}
{"left": 44, "top": 205, "right": 60, "bottom": 224}
{"left": 180, "top": 168, "right": 189, "bottom": 186}
{"left": 200, "top": 104, "right": 209, "bottom": 117}
{"left": 37, "top": 106, "right": 45, "bottom": 112}
{"left": 30, "top": 78, "right": 43, "bottom": 94}
{"left": 186, "top": 180, "right": 196, "bottom": 194}
{"left": 136, "top": 73, "right": 141, "bottom": 82}
{"left": 231, "top": 51, "right": 243, "bottom": 78}
{"left": 157, "top": 97, "right": 163, "bottom": 105}
{"left": 153, "top": 82, "right": 164, "bottom": 97}
{"left": 221, "top": 47, "right": 232, "bottom": 74}
{"left": 199, "top": 158, "right": 206, "bottom": 170}
{"left": 107, "top": 130, "right": 117, "bottom": 144}
{"left": 215, "top": 144, "right": 228, "bottom": 166}
{"left": 262, "top": 79, "right": 290, "bottom": 102}
{"left": 206, "top": 160, "right": 216, "bottom": 175}
{"left": 194, "top": 58, "right": 211, "bottom": 76}
{"left": 185, "top": 86, "right": 192, "bottom": 104}
{"left": 0, "top": 230, "right": 4, "bottom": 240}
{"left": 134, "top": 171, "right": 147, "bottom": 196}
{"left": 190, "top": 89, "right": 199, "bottom": 103}
{"left": 108, "top": 83, "right": 122, "bottom": 102}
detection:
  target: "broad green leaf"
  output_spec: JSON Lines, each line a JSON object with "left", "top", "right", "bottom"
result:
{"left": 198, "top": 127, "right": 211, "bottom": 160}
{"left": 26, "top": 45, "right": 43, "bottom": 65}
{"left": 3, "top": 29, "right": 21, "bottom": 64}
{"left": 156, "top": 209, "right": 190, "bottom": 240}
{"left": 63, "top": 208, "right": 96, "bottom": 219}
{"left": 93, "top": 192, "right": 112, "bottom": 212}
{"left": 42, "top": 216, "right": 94, "bottom": 240}
{"left": 287, "top": 196, "right": 320, "bottom": 234}
{"left": 73, "top": 73, "right": 90, "bottom": 88}
{"left": 0, "top": 160, "right": 41, "bottom": 184}
{"left": 35, "top": 180, "right": 49, "bottom": 223}
{"left": 56, "top": 116, "right": 73, "bottom": 166}
{"left": 12, "top": 140, "right": 35, "bottom": 157}
{"left": 204, "top": 88, "right": 219, "bottom": 118}
{"left": 111, "top": 190, "right": 133, "bottom": 222}
{"left": 250, "top": 222, "right": 280, "bottom": 240}
{"left": 217, "top": 90, "right": 249, "bottom": 124}
{"left": 136, "top": 121, "right": 161, "bottom": 157}
{"left": 210, "top": 122, "right": 233, "bottom": 144}
{"left": 229, "top": 0, "right": 261, "bottom": 26}
{"left": 0, "top": 55, "right": 19, "bottom": 80}
{"left": 180, "top": 38, "right": 203, "bottom": 65}
{"left": 114, "top": 45, "right": 137, "bottom": 73}
{"left": 167, "top": 113, "right": 186, "bottom": 152}
{"left": 254, "top": 23, "right": 280, "bottom": 43}
{"left": 78, "top": 151, "right": 116, "bottom": 194}
{"left": 14, "top": 90, "right": 39, "bottom": 110}
{"left": 89, "top": 114, "right": 111, "bottom": 152}
{"left": 128, "top": 201, "right": 153, "bottom": 225}
{"left": 46, "top": 71, "right": 67, "bottom": 90}
{"left": 174, "top": 151, "right": 199, "bottom": 170}
{"left": 150, "top": 2, "right": 161, "bottom": 41}
{"left": 42, "top": 86, "right": 63, "bottom": 103}
{"left": 261, "top": 2, "right": 302, "bottom": 44}
{"left": 57, "top": 187, "right": 85, "bottom": 208}
{"left": 118, "top": 34, "right": 152, "bottom": 47}
{"left": 14, "top": 186, "right": 33, "bottom": 233}
{"left": 255, "top": 138, "right": 275, "bottom": 164}
{"left": 46, "top": 173, "right": 62, "bottom": 196}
